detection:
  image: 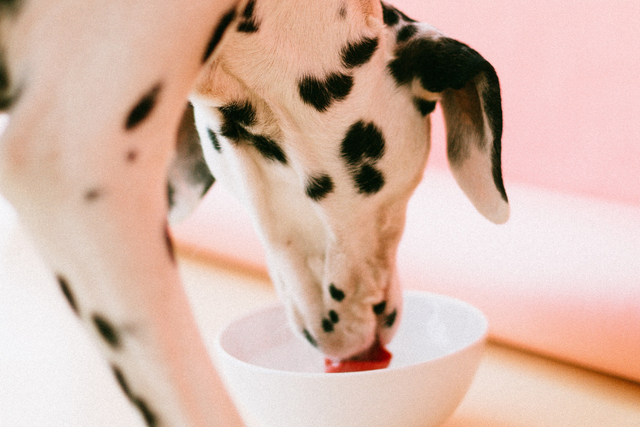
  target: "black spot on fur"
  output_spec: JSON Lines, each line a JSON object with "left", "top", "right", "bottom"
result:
{"left": 238, "top": 21, "right": 259, "bottom": 33}
{"left": 340, "top": 121, "right": 385, "bottom": 166}
{"left": 0, "top": 49, "right": 13, "bottom": 110}
{"left": 251, "top": 134, "right": 288, "bottom": 164}
{"left": 92, "top": 314, "right": 120, "bottom": 348}
{"left": 322, "top": 318, "right": 334, "bottom": 333}
{"left": 298, "top": 73, "right": 353, "bottom": 112}
{"left": 208, "top": 128, "right": 222, "bottom": 152}
{"left": 354, "top": 164, "right": 385, "bottom": 194}
{"left": 125, "top": 83, "right": 162, "bottom": 130}
{"left": 219, "top": 101, "right": 287, "bottom": 163}
{"left": 0, "top": 93, "right": 12, "bottom": 111}
{"left": 0, "top": 0, "right": 24, "bottom": 20}
{"left": 338, "top": 3, "right": 347, "bottom": 19}
{"left": 341, "top": 121, "right": 387, "bottom": 195}
{"left": 388, "top": 37, "right": 487, "bottom": 93}
{"left": 341, "top": 37, "right": 378, "bottom": 69}
{"left": 381, "top": 2, "right": 415, "bottom": 26}
{"left": 381, "top": 2, "right": 400, "bottom": 26}
{"left": 219, "top": 101, "right": 256, "bottom": 140}
{"left": 414, "top": 98, "right": 437, "bottom": 116}
{"left": 111, "top": 365, "right": 134, "bottom": 400}
{"left": 0, "top": 48, "right": 22, "bottom": 110}
{"left": 84, "top": 188, "right": 101, "bottom": 202}
{"left": 303, "top": 329, "right": 318, "bottom": 347}
{"left": 238, "top": 0, "right": 260, "bottom": 33}
{"left": 203, "top": 9, "right": 236, "bottom": 63}
{"left": 241, "top": 0, "right": 256, "bottom": 18}
{"left": 167, "top": 182, "right": 175, "bottom": 209}
{"left": 329, "top": 284, "right": 345, "bottom": 302}
{"left": 385, "top": 309, "right": 397, "bottom": 328}
{"left": 165, "top": 224, "right": 175, "bottom": 264}
{"left": 397, "top": 24, "right": 418, "bottom": 43}
{"left": 0, "top": 0, "right": 22, "bottom": 12}
{"left": 111, "top": 365, "right": 157, "bottom": 426}
{"left": 329, "top": 310, "right": 339, "bottom": 324}
{"left": 238, "top": 21, "right": 258, "bottom": 35}
{"left": 373, "top": 301, "right": 386, "bottom": 315}
{"left": 57, "top": 275, "right": 79, "bottom": 314}
{"left": 126, "top": 150, "right": 138, "bottom": 163}
{"left": 134, "top": 398, "right": 158, "bottom": 427}
{"left": 305, "top": 174, "right": 334, "bottom": 201}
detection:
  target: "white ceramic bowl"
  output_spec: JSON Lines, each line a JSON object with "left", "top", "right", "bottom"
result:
{"left": 215, "top": 291, "right": 487, "bottom": 427}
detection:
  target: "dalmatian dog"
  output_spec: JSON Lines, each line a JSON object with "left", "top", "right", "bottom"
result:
{"left": 0, "top": 0, "right": 508, "bottom": 425}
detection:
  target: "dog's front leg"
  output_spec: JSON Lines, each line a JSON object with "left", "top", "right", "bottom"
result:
{"left": 0, "top": 108, "right": 242, "bottom": 427}
{"left": 0, "top": 104, "right": 242, "bottom": 427}
{"left": 0, "top": 1, "right": 244, "bottom": 425}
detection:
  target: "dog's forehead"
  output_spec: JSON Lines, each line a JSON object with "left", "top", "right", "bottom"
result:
{"left": 192, "top": 0, "right": 433, "bottom": 223}
{"left": 214, "top": 0, "right": 383, "bottom": 77}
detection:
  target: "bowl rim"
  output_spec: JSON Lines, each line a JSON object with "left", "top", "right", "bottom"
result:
{"left": 214, "top": 290, "right": 488, "bottom": 379}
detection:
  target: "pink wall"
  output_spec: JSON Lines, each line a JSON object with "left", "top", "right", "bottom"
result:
{"left": 396, "top": 0, "right": 640, "bottom": 206}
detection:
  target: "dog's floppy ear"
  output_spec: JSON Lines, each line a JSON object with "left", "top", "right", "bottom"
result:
{"left": 389, "top": 35, "right": 509, "bottom": 224}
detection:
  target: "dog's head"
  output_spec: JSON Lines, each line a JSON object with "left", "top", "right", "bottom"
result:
{"left": 190, "top": 0, "right": 508, "bottom": 360}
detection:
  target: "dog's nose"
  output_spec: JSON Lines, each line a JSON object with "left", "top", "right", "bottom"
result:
{"left": 285, "top": 278, "right": 403, "bottom": 361}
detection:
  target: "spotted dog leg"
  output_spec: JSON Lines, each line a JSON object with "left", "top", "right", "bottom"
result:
{"left": 0, "top": 1, "right": 245, "bottom": 426}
